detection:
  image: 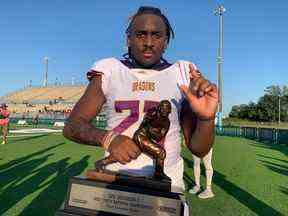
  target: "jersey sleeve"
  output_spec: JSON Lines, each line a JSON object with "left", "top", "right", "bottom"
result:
{"left": 176, "top": 60, "right": 197, "bottom": 87}
{"left": 87, "top": 58, "right": 116, "bottom": 96}
{"left": 176, "top": 60, "right": 197, "bottom": 105}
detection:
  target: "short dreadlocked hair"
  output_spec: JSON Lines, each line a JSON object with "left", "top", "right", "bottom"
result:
{"left": 126, "top": 6, "right": 175, "bottom": 44}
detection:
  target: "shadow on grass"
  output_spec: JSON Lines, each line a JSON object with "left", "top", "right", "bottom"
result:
{"left": 10, "top": 133, "right": 49, "bottom": 142}
{"left": 257, "top": 154, "right": 288, "bottom": 164}
{"left": 279, "top": 186, "right": 288, "bottom": 195}
{"left": 0, "top": 154, "right": 63, "bottom": 214}
{"left": 258, "top": 159, "right": 288, "bottom": 176}
{"left": 257, "top": 154, "right": 288, "bottom": 197}
{"left": 0, "top": 142, "right": 65, "bottom": 171}
{"left": 0, "top": 142, "right": 65, "bottom": 215}
{"left": 183, "top": 156, "right": 282, "bottom": 216}
{"left": 0, "top": 153, "right": 54, "bottom": 190}
{"left": 19, "top": 155, "right": 90, "bottom": 215}
{"left": 250, "top": 141, "right": 288, "bottom": 156}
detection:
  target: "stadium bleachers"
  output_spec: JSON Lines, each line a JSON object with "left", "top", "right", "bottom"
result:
{"left": 1, "top": 85, "right": 86, "bottom": 116}
{"left": 7, "top": 103, "right": 74, "bottom": 114}
{"left": 3, "top": 85, "right": 86, "bottom": 104}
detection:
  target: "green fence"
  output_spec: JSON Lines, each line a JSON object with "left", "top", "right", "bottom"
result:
{"left": 277, "top": 129, "right": 288, "bottom": 145}
{"left": 10, "top": 114, "right": 107, "bottom": 130}
{"left": 216, "top": 126, "right": 288, "bottom": 145}
{"left": 10, "top": 117, "right": 55, "bottom": 125}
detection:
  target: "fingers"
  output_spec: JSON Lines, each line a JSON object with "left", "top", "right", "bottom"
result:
{"left": 119, "top": 151, "right": 140, "bottom": 164}
{"left": 188, "top": 64, "right": 207, "bottom": 96}
{"left": 180, "top": 85, "right": 198, "bottom": 105}
{"left": 179, "top": 85, "right": 189, "bottom": 95}
{"left": 118, "top": 153, "right": 131, "bottom": 165}
{"left": 206, "top": 84, "right": 219, "bottom": 99}
{"left": 127, "top": 146, "right": 141, "bottom": 159}
{"left": 190, "top": 77, "right": 211, "bottom": 97}
{"left": 198, "top": 80, "right": 211, "bottom": 96}
{"left": 187, "top": 65, "right": 217, "bottom": 98}
{"left": 116, "top": 155, "right": 127, "bottom": 165}
{"left": 115, "top": 150, "right": 134, "bottom": 165}
{"left": 189, "top": 64, "right": 201, "bottom": 80}
{"left": 127, "top": 140, "right": 141, "bottom": 158}
{"left": 118, "top": 146, "right": 140, "bottom": 164}
{"left": 109, "top": 135, "right": 141, "bottom": 165}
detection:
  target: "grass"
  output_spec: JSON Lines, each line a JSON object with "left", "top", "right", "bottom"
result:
{"left": 183, "top": 136, "right": 287, "bottom": 216}
{"left": 0, "top": 132, "right": 287, "bottom": 216}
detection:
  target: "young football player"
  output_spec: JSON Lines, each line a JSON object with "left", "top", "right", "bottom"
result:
{"left": 64, "top": 6, "right": 218, "bottom": 215}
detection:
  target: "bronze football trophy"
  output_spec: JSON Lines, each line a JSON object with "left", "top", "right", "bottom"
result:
{"left": 92, "top": 99, "right": 171, "bottom": 181}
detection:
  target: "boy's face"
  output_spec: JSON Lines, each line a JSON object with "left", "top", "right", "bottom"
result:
{"left": 128, "top": 14, "right": 167, "bottom": 68}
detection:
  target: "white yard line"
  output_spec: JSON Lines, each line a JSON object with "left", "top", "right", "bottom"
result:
{"left": 5, "top": 134, "right": 46, "bottom": 138}
{"left": 0, "top": 128, "right": 63, "bottom": 138}
{"left": 1, "top": 133, "right": 63, "bottom": 138}
{"left": 9, "top": 128, "right": 63, "bottom": 134}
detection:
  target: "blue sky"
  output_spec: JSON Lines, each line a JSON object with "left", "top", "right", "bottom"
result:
{"left": 0, "top": 1, "right": 287, "bottom": 115}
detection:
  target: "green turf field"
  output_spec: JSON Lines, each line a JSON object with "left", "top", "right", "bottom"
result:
{"left": 0, "top": 132, "right": 287, "bottom": 216}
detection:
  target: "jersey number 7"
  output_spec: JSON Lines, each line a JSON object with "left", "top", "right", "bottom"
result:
{"left": 113, "top": 100, "right": 159, "bottom": 134}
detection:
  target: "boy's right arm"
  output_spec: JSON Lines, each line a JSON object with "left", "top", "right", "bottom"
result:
{"left": 63, "top": 75, "right": 141, "bottom": 164}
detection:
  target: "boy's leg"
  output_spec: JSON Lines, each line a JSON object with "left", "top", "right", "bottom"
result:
{"left": 2, "top": 125, "right": 8, "bottom": 144}
{"left": 198, "top": 149, "right": 214, "bottom": 199}
{"left": 189, "top": 154, "right": 201, "bottom": 194}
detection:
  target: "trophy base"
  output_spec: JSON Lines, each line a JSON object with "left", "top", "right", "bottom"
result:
{"left": 55, "top": 175, "right": 184, "bottom": 216}
{"left": 86, "top": 169, "right": 172, "bottom": 192}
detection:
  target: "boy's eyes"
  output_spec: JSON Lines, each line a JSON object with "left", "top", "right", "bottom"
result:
{"left": 135, "top": 32, "right": 163, "bottom": 39}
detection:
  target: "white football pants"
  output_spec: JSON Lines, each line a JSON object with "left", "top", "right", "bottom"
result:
{"left": 192, "top": 148, "right": 214, "bottom": 189}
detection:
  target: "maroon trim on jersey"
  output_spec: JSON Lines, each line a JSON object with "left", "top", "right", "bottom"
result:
{"left": 87, "top": 69, "right": 104, "bottom": 81}
{"left": 121, "top": 53, "right": 172, "bottom": 71}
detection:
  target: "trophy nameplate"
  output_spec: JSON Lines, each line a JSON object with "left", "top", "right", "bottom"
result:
{"left": 56, "top": 176, "right": 184, "bottom": 216}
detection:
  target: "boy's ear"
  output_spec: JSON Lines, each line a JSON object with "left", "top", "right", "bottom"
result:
{"left": 126, "top": 38, "right": 131, "bottom": 47}
{"left": 164, "top": 39, "right": 168, "bottom": 49}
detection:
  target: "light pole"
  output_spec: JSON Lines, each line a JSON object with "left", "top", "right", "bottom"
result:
{"left": 278, "top": 93, "right": 281, "bottom": 124}
{"left": 214, "top": 5, "right": 226, "bottom": 127}
{"left": 43, "top": 56, "right": 49, "bottom": 87}
{"left": 72, "top": 76, "right": 75, "bottom": 85}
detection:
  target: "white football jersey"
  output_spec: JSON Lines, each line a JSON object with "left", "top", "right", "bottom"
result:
{"left": 90, "top": 57, "right": 195, "bottom": 177}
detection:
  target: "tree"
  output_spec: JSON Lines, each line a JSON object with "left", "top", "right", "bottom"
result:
{"left": 264, "top": 85, "right": 281, "bottom": 96}
{"left": 228, "top": 85, "right": 288, "bottom": 122}
{"left": 229, "top": 105, "right": 241, "bottom": 118}
{"left": 257, "top": 94, "right": 275, "bottom": 121}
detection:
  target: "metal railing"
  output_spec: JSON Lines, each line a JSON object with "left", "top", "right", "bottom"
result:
{"left": 216, "top": 126, "right": 288, "bottom": 145}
